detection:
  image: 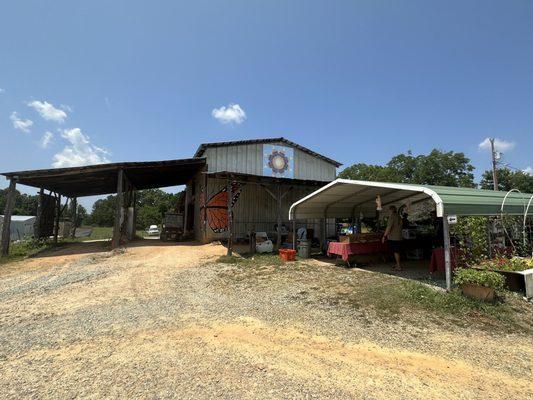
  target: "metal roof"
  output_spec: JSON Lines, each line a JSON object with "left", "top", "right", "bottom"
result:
{"left": 2, "top": 158, "right": 206, "bottom": 198}
{"left": 194, "top": 137, "right": 342, "bottom": 167}
{"left": 289, "top": 179, "right": 533, "bottom": 219}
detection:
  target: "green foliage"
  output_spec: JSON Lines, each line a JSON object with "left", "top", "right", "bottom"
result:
{"left": 454, "top": 268, "right": 505, "bottom": 291}
{"left": 477, "top": 257, "right": 533, "bottom": 272}
{"left": 480, "top": 168, "right": 533, "bottom": 193}
{"left": 89, "top": 195, "right": 117, "bottom": 226}
{"left": 0, "top": 238, "right": 54, "bottom": 265}
{"left": 451, "top": 216, "right": 489, "bottom": 264}
{"left": 338, "top": 163, "right": 396, "bottom": 182}
{"left": 135, "top": 189, "right": 180, "bottom": 229}
{"left": 86, "top": 189, "right": 181, "bottom": 229}
{"left": 339, "top": 149, "right": 475, "bottom": 187}
{"left": 0, "top": 188, "right": 39, "bottom": 216}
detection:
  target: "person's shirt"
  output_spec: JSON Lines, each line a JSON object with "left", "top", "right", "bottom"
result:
{"left": 386, "top": 214, "right": 403, "bottom": 241}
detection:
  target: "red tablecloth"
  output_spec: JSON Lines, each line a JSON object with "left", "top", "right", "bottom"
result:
{"left": 327, "top": 241, "right": 389, "bottom": 262}
{"left": 429, "top": 247, "right": 463, "bottom": 273}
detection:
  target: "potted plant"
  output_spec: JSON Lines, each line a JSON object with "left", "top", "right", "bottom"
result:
{"left": 473, "top": 257, "right": 533, "bottom": 297}
{"left": 453, "top": 268, "right": 505, "bottom": 302}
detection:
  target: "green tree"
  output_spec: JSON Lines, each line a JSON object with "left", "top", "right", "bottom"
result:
{"left": 338, "top": 163, "right": 398, "bottom": 182}
{"left": 0, "top": 188, "right": 39, "bottom": 215}
{"left": 135, "top": 189, "right": 180, "bottom": 229}
{"left": 339, "top": 149, "right": 475, "bottom": 187}
{"left": 90, "top": 195, "right": 116, "bottom": 226}
{"left": 480, "top": 168, "right": 533, "bottom": 193}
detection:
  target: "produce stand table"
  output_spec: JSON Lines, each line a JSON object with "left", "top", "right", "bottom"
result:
{"left": 327, "top": 241, "right": 390, "bottom": 262}
{"left": 429, "top": 247, "right": 463, "bottom": 274}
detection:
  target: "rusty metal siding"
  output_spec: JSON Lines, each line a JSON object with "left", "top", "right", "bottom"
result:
{"left": 196, "top": 177, "right": 323, "bottom": 242}
{"left": 203, "top": 142, "right": 336, "bottom": 182}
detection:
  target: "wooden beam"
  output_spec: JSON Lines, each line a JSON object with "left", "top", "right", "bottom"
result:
{"left": 226, "top": 177, "right": 233, "bottom": 256}
{"left": 184, "top": 181, "right": 190, "bottom": 234}
{"left": 1, "top": 178, "right": 17, "bottom": 257}
{"left": 276, "top": 184, "right": 282, "bottom": 250}
{"left": 70, "top": 197, "right": 77, "bottom": 239}
{"left": 112, "top": 169, "right": 124, "bottom": 248}
{"left": 53, "top": 194, "right": 61, "bottom": 244}
{"left": 203, "top": 169, "right": 208, "bottom": 243}
{"left": 34, "top": 188, "right": 44, "bottom": 239}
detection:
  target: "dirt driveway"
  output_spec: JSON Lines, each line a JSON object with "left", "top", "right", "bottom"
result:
{"left": 0, "top": 240, "right": 531, "bottom": 399}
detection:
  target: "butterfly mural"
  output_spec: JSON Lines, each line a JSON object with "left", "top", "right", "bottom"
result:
{"left": 200, "top": 182, "right": 243, "bottom": 233}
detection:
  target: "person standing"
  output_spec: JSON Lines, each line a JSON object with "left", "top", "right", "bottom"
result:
{"left": 382, "top": 205, "right": 403, "bottom": 271}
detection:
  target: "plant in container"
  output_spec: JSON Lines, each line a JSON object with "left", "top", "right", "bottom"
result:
{"left": 453, "top": 268, "right": 505, "bottom": 302}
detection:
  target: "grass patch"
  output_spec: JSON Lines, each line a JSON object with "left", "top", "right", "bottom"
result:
{"left": 215, "top": 256, "right": 532, "bottom": 334}
{"left": 0, "top": 240, "right": 58, "bottom": 265}
{"left": 335, "top": 276, "right": 532, "bottom": 333}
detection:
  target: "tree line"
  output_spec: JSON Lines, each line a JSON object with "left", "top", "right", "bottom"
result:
{"left": 2, "top": 148, "right": 532, "bottom": 228}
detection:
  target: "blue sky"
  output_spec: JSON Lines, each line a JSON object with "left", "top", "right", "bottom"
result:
{"left": 1, "top": 1, "right": 532, "bottom": 209}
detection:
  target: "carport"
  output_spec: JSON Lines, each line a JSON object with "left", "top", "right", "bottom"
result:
{"left": 289, "top": 179, "right": 533, "bottom": 290}
{"left": 1, "top": 158, "right": 206, "bottom": 256}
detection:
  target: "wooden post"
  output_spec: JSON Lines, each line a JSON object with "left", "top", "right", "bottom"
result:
{"left": 131, "top": 191, "right": 137, "bottom": 240}
{"left": 53, "top": 194, "right": 61, "bottom": 244}
{"left": 1, "top": 178, "right": 17, "bottom": 257}
{"left": 70, "top": 197, "right": 77, "bottom": 239}
{"left": 112, "top": 169, "right": 124, "bottom": 248}
{"left": 276, "top": 184, "right": 282, "bottom": 251}
{"left": 226, "top": 177, "right": 233, "bottom": 256}
{"left": 184, "top": 181, "right": 190, "bottom": 234}
{"left": 203, "top": 170, "right": 208, "bottom": 243}
{"left": 443, "top": 216, "right": 452, "bottom": 291}
{"left": 34, "top": 188, "right": 44, "bottom": 239}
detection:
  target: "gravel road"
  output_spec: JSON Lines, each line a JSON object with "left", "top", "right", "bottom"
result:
{"left": 0, "top": 240, "right": 531, "bottom": 399}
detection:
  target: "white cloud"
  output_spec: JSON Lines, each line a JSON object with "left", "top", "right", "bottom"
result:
{"left": 523, "top": 166, "right": 533, "bottom": 176}
{"left": 40, "top": 131, "right": 54, "bottom": 148}
{"left": 211, "top": 103, "right": 246, "bottom": 124}
{"left": 0, "top": 88, "right": 5, "bottom": 93}
{"left": 27, "top": 100, "right": 68, "bottom": 123}
{"left": 52, "top": 128, "right": 110, "bottom": 168}
{"left": 478, "top": 137, "right": 516, "bottom": 152}
{"left": 10, "top": 111, "right": 33, "bottom": 133}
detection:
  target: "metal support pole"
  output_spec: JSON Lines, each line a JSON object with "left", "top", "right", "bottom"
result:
{"left": 53, "top": 194, "right": 61, "bottom": 244}
{"left": 443, "top": 216, "right": 452, "bottom": 291}
{"left": 1, "top": 178, "right": 17, "bottom": 257}
{"left": 226, "top": 177, "right": 233, "bottom": 256}
{"left": 321, "top": 217, "right": 327, "bottom": 254}
{"left": 292, "top": 219, "right": 296, "bottom": 250}
{"left": 490, "top": 138, "right": 499, "bottom": 191}
{"left": 112, "top": 169, "right": 124, "bottom": 248}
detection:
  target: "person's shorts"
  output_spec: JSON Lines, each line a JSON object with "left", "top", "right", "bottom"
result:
{"left": 388, "top": 240, "right": 402, "bottom": 253}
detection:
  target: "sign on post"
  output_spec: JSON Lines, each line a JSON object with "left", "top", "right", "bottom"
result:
{"left": 447, "top": 215, "right": 458, "bottom": 225}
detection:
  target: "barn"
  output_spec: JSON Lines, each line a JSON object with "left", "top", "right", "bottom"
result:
{"left": 185, "top": 138, "right": 341, "bottom": 248}
{"left": 1, "top": 137, "right": 340, "bottom": 255}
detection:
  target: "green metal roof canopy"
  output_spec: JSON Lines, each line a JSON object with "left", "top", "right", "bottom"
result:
{"left": 289, "top": 179, "right": 533, "bottom": 219}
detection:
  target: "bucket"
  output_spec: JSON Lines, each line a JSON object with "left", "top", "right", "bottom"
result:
{"left": 297, "top": 240, "right": 310, "bottom": 259}
{"left": 279, "top": 249, "right": 296, "bottom": 262}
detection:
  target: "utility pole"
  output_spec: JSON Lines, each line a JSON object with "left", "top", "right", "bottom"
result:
{"left": 489, "top": 138, "right": 499, "bottom": 191}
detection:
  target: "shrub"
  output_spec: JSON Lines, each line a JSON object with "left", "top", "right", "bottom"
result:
{"left": 477, "top": 257, "right": 533, "bottom": 272}
{"left": 453, "top": 268, "right": 505, "bottom": 291}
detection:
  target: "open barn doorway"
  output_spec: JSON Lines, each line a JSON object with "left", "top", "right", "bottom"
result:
{"left": 1, "top": 158, "right": 206, "bottom": 257}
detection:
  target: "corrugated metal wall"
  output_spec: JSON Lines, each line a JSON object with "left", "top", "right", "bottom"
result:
{"left": 203, "top": 142, "right": 336, "bottom": 181}
{"left": 194, "top": 176, "right": 326, "bottom": 242}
